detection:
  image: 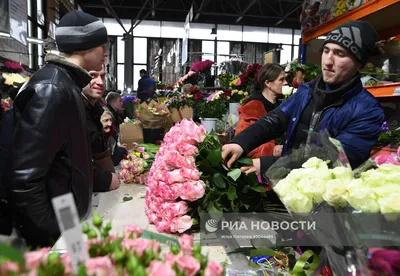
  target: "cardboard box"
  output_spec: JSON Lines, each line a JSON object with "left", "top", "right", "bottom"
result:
{"left": 120, "top": 123, "right": 144, "bottom": 149}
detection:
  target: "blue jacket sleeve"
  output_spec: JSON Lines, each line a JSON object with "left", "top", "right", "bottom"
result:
{"left": 335, "top": 102, "right": 384, "bottom": 169}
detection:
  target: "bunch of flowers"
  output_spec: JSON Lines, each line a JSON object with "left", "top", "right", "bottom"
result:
{"left": 145, "top": 119, "right": 207, "bottom": 233}
{"left": 375, "top": 120, "right": 400, "bottom": 148}
{"left": 122, "top": 95, "right": 140, "bottom": 118}
{"left": 173, "top": 71, "right": 198, "bottom": 89}
{"left": 190, "top": 60, "right": 214, "bottom": 73}
{"left": 374, "top": 146, "right": 400, "bottom": 166}
{"left": 165, "top": 93, "right": 195, "bottom": 109}
{"left": 0, "top": 212, "right": 224, "bottom": 276}
{"left": 198, "top": 91, "right": 227, "bottom": 119}
{"left": 1, "top": 98, "right": 12, "bottom": 112}
{"left": 3, "top": 61, "right": 24, "bottom": 73}
{"left": 217, "top": 73, "right": 237, "bottom": 89}
{"left": 2, "top": 73, "right": 29, "bottom": 87}
{"left": 272, "top": 157, "right": 400, "bottom": 219}
{"left": 122, "top": 95, "right": 139, "bottom": 104}
{"left": 118, "top": 143, "right": 159, "bottom": 184}
{"left": 145, "top": 119, "right": 267, "bottom": 234}
{"left": 237, "top": 64, "right": 262, "bottom": 86}
{"left": 223, "top": 89, "right": 248, "bottom": 103}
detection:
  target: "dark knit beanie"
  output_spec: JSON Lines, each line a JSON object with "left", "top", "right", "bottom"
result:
{"left": 55, "top": 11, "right": 108, "bottom": 53}
{"left": 323, "top": 20, "right": 377, "bottom": 64}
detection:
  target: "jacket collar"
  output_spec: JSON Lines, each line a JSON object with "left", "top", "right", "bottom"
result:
{"left": 45, "top": 53, "right": 92, "bottom": 88}
{"left": 81, "top": 93, "right": 105, "bottom": 119}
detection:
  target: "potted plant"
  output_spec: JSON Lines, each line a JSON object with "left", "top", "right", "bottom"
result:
{"left": 165, "top": 93, "right": 195, "bottom": 123}
{"left": 198, "top": 91, "right": 227, "bottom": 132}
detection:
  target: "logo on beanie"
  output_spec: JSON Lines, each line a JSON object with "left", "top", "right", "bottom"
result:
{"left": 326, "top": 27, "right": 363, "bottom": 61}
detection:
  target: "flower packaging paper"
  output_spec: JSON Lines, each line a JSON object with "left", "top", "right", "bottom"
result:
{"left": 136, "top": 100, "right": 173, "bottom": 130}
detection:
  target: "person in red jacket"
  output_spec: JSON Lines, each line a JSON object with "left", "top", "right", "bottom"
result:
{"left": 235, "top": 63, "right": 287, "bottom": 158}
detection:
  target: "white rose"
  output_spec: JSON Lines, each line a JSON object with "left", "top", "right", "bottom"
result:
{"left": 232, "top": 89, "right": 238, "bottom": 94}
{"left": 282, "top": 190, "right": 313, "bottom": 214}
{"left": 332, "top": 166, "right": 354, "bottom": 182}
{"left": 302, "top": 157, "right": 328, "bottom": 170}
{"left": 323, "top": 179, "right": 347, "bottom": 207}
{"left": 346, "top": 178, "right": 363, "bottom": 189}
{"left": 314, "top": 168, "right": 333, "bottom": 180}
{"left": 297, "top": 177, "right": 326, "bottom": 203}
{"left": 378, "top": 193, "right": 400, "bottom": 221}
{"left": 273, "top": 178, "right": 293, "bottom": 197}
{"left": 292, "top": 88, "right": 297, "bottom": 94}
{"left": 363, "top": 172, "right": 389, "bottom": 187}
{"left": 377, "top": 164, "right": 400, "bottom": 173}
{"left": 281, "top": 85, "right": 294, "bottom": 96}
{"left": 286, "top": 168, "right": 317, "bottom": 183}
{"left": 374, "top": 185, "right": 400, "bottom": 198}
{"left": 384, "top": 172, "right": 400, "bottom": 185}
{"left": 344, "top": 186, "right": 380, "bottom": 213}
{"left": 238, "top": 90, "right": 244, "bottom": 95}
{"left": 244, "top": 92, "right": 248, "bottom": 96}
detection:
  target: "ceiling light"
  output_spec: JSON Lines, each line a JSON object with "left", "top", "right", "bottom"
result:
{"left": 210, "top": 27, "right": 217, "bottom": 36}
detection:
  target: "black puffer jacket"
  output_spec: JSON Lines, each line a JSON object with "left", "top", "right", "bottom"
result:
{"left": 11, "top": 54, "right": 93, "bottom": 247}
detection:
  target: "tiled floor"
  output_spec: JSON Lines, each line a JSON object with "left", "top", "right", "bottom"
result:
{"left": 53, "top": 183, "right": 229, "bottom": 263}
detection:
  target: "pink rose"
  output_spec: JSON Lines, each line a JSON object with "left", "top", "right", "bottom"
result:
{"left": 168, "top": 169, "right": 186, "bottom": 184}
{"left": 137, "top": 146, "right": 145, "bottom": 152}
{"left": 170, "top": 215, "right": 193, "bottom": 233}
{"left": 164, "top": 253, "right": 177, "bottom": 266}
{"left": 1, "top": 261, "right": 19, "bottom": 275}
{"left": 124, "top": 224, "right": 143, "bottom": 238}
{"left": 162, "top": 201, "right": 188, "bottom": 217}
{"left": 179, "top": 180, "right": 206, "bottom": 201}
{"left": 146, "top": 260, "right": 176, "bottom": 276}
{"left": 176, "top": 143, "right": 198, "bottom": 156}
{"left": 178, "top": 234, "right": 193, "bottom": 255}
{"left": 180, "top": 167, "right": 200, "bottom": 181}
{"left": 120, "top": 160, "right": 132, "bottom": 169}
{"left": 119, "top": 169, "right": 134, "bottom": 183}
{"left": 24, "top": 247, "right": 50, "bottom": 270}
{"left": 176, "top": 255, "right": 201, "bottom": 276}
{"left": 86, "top": 256, "right": 114, "bottom": 276}
{"left": 204, "top": 260, "right": 224, "bottom": 276}
{"left": 164, "top": 151, "right": 195, "bottom": 169}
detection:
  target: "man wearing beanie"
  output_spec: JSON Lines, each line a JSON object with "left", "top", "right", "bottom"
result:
{"left": 10, "top": 11, "right": 108, "bottom": 247}
{"left": 223, "top": 20, "right": 384, "bottom": 176}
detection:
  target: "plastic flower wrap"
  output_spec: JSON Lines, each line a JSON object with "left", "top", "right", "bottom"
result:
{"left": 0, "top": 212, "right": 225, "bottom": 275}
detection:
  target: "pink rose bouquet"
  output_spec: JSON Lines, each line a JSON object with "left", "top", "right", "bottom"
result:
{"left": 145, "top": 119, "right": 266, "bottom": 234}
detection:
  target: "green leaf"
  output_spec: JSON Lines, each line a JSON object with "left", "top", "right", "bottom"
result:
{"left": 236, "top": 158, "right": 253, "bottom": 165}
{"left": 0, "top": 244, "right": 25, "bottom": 266}
{"left": 212, "top": 173, "right": 226, "bottom": 189}
{"left": 123, "top": 196, "right": 133, "bottom": 202}
{"left": 207, "top": 202, "right": 223, "bottom": 221}
{"left": 227, "top": 168, "right": 242, "bottom": 181}
{"left": 207, "top": 150, "right": 222, "bottom": 167}
{"left": 221, "top": 163, "right": 229, "bottom": 171}
{"left": 227, "top": 185, "right": 238, "bottom": 201}
{"left": 141, "top": 230, "right": 179, "bottom": 247}
{"left": 249, "top": 186, "right": 266, "bottom": 193}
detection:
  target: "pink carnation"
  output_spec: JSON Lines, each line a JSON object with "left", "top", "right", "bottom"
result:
{"left": 1, "top": 261, "right": 19, "bottom": 275}
{"left": 86, "top": 256, "right": 114, "bottom": 276}
{"left": 204, "top": 260, "right": 224, "bottom": 276}
{"left": 124, "top": 224, "right": 143, "bottom": 238}
{"left": 176, "top": 255, "right": 201, "bottom": 276}
{"left": 146, "top": 260, "right": 176, "bottom": 276}
{"left": 178, "top": 234, "right": 193, "bottom": 255}
{"left": 24, "top": 247, "right": 50, "bottom": 270}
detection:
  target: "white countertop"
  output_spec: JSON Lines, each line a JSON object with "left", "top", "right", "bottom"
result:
{"left": 52, "top": 183, "right": 229, "bottom": 264}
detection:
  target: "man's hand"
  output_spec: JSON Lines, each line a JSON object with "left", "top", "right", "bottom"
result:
{"left": 109, "top": 173, "right": 120, "bottom": 190}
{"left": 240, "top": 158, "right": 260, "bottom": 176}
{"left": 273, "top": 145, "right": 283, "bottom": 157}
{"left": 121, "top": 143, "right": 128, "bottom": 149}
{"left": 221, "top": 144, "right": 244, "bottom": 168}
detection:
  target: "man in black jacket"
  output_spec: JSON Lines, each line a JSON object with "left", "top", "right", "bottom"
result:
{"left": 11, "top": 10, "right": 108, "bottom": 247}
{"left": 81, "top": 66, "right": 120, "bottom": 192}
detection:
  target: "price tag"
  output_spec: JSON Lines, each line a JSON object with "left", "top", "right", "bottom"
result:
{"left": 52, "top": 193, "right": 88, "bottom": 273}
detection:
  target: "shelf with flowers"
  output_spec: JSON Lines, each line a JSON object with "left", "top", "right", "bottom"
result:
{"left": 198, "top": 91, "right": 228, "bottom": 132}
{"left": 165, "top": 92, "right": 195, "bottom": 123}
{"left": 0, "top": 212, "right": 225, "bottom": 276}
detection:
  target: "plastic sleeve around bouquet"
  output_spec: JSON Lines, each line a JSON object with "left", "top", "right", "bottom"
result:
{"left": 264, "top": 130, "right": 371, "bottom": 275}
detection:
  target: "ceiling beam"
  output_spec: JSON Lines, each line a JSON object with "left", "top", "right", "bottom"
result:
{"left": 80, "top": 3, "right": 299, "bottom": 22}
{"left": 194, "top": 0, "right": 209, "bottom": 21}
{"left": 102, "top": 0, "right": 128, "bottom": 33}
{"left": 127, "top": 0, "right": 151, "bottom": 34}
{"left": 236, "top": 0, "right": 257, "bottom": 23}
